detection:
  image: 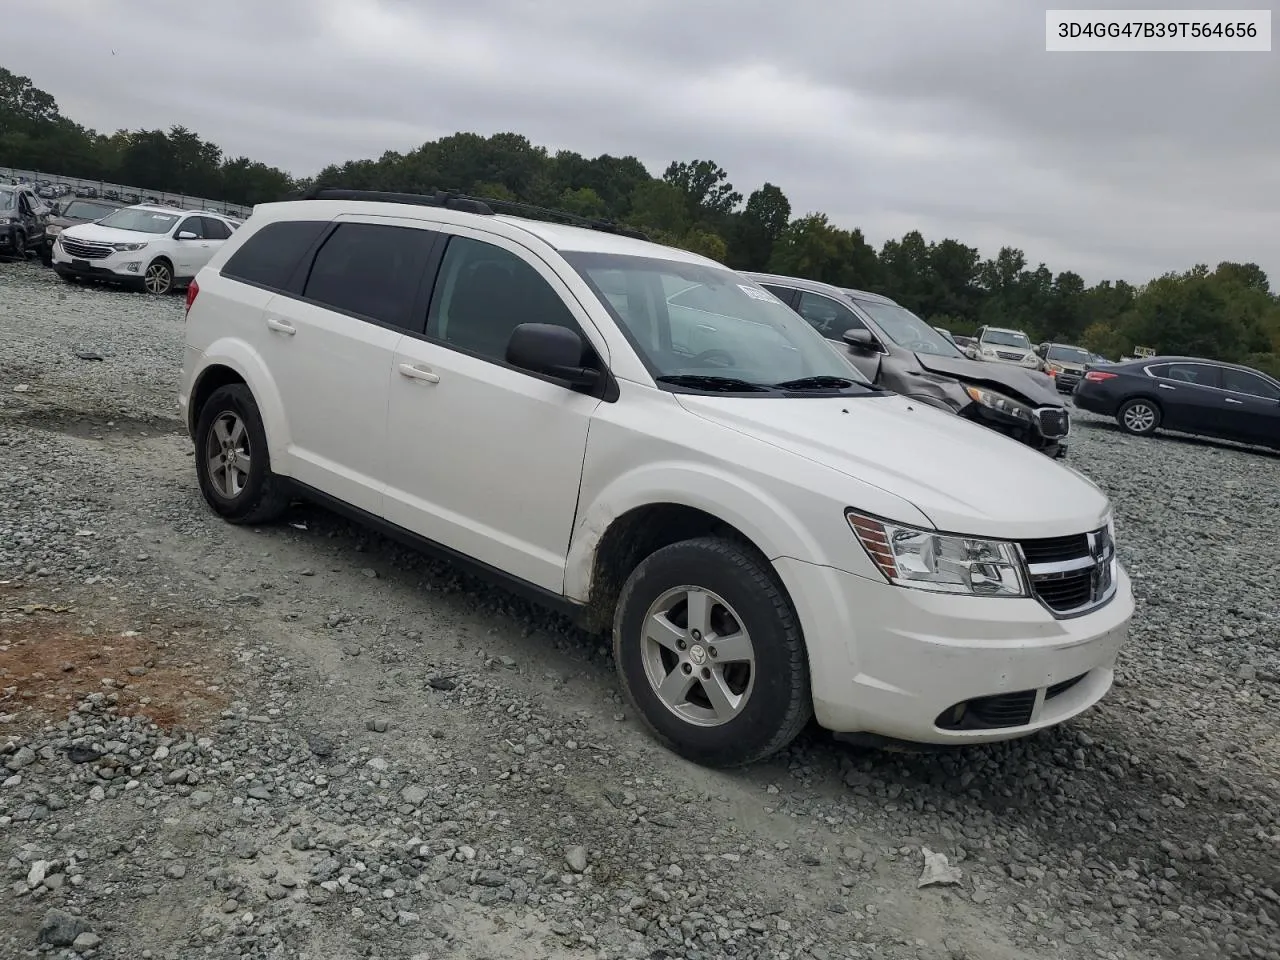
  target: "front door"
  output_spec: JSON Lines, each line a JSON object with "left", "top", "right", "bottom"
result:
{"left": 383, "top": 228, "right": 603, "bottom": 593}
{"left": 172, "top": 215, "right": 211, "bottom": 276}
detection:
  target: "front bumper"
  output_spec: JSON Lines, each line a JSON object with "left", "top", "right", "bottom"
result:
{"left": 774, "top": 557, "right": 1133, "bottom": 745}
{"left": 962, "top": 401, "right": 1069, "bottom": 456}
{"left": 51, "top": 240, "right": 148, "bottom": 281}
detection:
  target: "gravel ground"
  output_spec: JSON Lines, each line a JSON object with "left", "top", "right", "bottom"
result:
{"left": 1, "top": 259, "right": 1277, "bottom": 960}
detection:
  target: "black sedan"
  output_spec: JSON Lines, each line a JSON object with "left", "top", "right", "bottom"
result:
{"left": 1073, "top": 356, "right": 1279, "bottom": 449}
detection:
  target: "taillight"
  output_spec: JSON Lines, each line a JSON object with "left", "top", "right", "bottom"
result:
{"left": 1084, "top": 370, "right": 1117, "bottom": 382}
{"left": 185, "top": 278, "right": 199, "bottom": 317}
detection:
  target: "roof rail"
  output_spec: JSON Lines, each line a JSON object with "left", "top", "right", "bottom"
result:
{"left": 292, "top": 186, "right": 496, "bottom": 215}
{"left": 289, "top": 186, "right": 650, "bottom": 242}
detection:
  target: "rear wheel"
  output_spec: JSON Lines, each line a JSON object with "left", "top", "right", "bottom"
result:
{"left": 1118, "top": 398, "right": 1160, "bottom": 436}
{"left": 613, "top": 536, "right": 812, "bottom": 767}
{"left": 193, "top": 384, "right": 290, "bottom": 524}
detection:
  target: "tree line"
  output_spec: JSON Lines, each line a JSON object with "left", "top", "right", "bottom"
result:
{"left": 3, "top": 66, "right": 1277, "bottom": 376}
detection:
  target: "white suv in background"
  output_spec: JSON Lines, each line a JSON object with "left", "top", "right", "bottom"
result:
{"left": 178, "top": 188, "right": 1134, "bottom": 767}
{"left": 52, "top": 203, "right": 239, "bottom": 294}
{"left": 969, "top": 325, "right": 1043, "bottom": 369}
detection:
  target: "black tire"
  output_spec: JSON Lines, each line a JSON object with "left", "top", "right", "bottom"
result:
{"left": 1117, "top": 397, "right": 1161, "bottom": 436}
{"left": 5, "top": 230, "right": 26, "bottom": 261}
{"left": 39, "top": 245, "right": 52, "bottom": 267}
{"left": 612, "top": 536, "right": 812, "bottom": 768}
{"left": 193, "top": 384, "right": 291, "bottom": 525}
{"left": 143, "top": 258, "right": 174, "bottom": 295}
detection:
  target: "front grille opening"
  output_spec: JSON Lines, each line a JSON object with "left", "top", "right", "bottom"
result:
{"left": 1019, "top": 533, "right": 1089, "bottom": 565}
{"left": 1033, "top": 570, "right": 1094, "bottom": 612}
{"left": 935, "top": 689, "right": 1037, "bottom": 731}
{"left": 1046, "top": 673, "right": 1087, "bottom": 699}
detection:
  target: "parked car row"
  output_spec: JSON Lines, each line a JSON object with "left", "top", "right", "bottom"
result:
{"left": 1, "top": 191, "right": 243, "bottom": 295}
{"left": 177, "top": 187, "right": 1135, "bottom": 769}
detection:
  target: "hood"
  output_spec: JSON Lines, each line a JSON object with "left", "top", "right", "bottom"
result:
{"left": 1050, "top": 361, "right": 1087, "bottom": 374}
{"left": 62, "top": 223, "right": 167, "bottom": 245}
{"left": 49, "top": 213, "right": 100, "bottom": 229}
{"left": 675, "top": 393, "right": 1110, "bottom": 540}
{"left": 914, "top": 353, "right": 1063, "bottom": 406}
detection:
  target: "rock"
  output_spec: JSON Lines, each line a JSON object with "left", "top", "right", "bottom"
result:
{"left": 401, "top": 785, "right": 429, "bottom": 806}
{"left": 366, "top": 717, "right": 390, "bottom": 733}
{"left": 565, "top": 845, "right": 588, "bottom": 873}
{"left": 5, "top": 746, "right": 36, "bottom": 770}
{"left": 38, "top": 909, "right": 91, "bottom": 947}
{"left": 72, "top": 932, "right": 102, "bottom": 952}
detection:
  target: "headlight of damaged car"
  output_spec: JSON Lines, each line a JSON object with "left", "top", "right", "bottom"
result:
{"left": 846, "top": 511, "right": 1028, "bottom": 597}
{"left": 963, "top": 384, "right": 1032, "bottom": 421}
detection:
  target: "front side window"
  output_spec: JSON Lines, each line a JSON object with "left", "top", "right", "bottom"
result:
{"left": 1221, "top": 367, "right": 1280, "bottom": 400}
{"left": 796, "top": 291, "right": 868, "bottom": 341}
{"left": 96, "top": 208, "right": 180, "bottom": 234}
{"left": 428, "top": 236, "right": 582, "bottom": 363}
{"left": 303, "top": 221, "right": 437, "bottom": 331}
{"left": 0, "top": 189, "right": 15, "bottom": 212}
{"left": 1150, "top": 363, "right": 1221, "bottom": 387}
{"left": 176, "top": 217, "right": 205, "bottom": 239}
{"left": 983, "top": 329, "right": 1032, "bottom": 348}
{"left": 566, "top": 252, "right": 876, "bottom": 394}
{"left": 854, "top": 300, "right": 965, "bottom": 358}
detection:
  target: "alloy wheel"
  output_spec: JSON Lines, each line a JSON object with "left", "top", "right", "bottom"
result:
{"left": 205, "top": 412, "right": 252, "bottom": 498}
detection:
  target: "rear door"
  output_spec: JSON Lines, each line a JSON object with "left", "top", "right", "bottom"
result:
{"left": 256, "top": 217, "right": 441, "bottom": 515}
{"left": 1218, "top": 367, "right": 1280, "bottom": 446}
{"left": 1146, "top": 362, "right": 1223, "bottom": 434}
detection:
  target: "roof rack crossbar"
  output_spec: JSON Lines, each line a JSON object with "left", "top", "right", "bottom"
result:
{"left": 287, "top": 186, "right": 649, "bottom": 242}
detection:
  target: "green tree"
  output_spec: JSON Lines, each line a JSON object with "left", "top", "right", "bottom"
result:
{"left": 662, "top": 159, "right": 742, "bottom": 219}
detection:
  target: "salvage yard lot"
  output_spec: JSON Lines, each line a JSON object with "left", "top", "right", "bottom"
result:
{"left": 1, "top": 259, "right": 1277, "bottom": 960}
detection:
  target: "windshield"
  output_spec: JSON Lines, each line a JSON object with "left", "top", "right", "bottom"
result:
{"left": 0, "top": 188, "right": 14, "bottom": 211}
{"left": 61, "top": 200, "right": 119, "bottom": 221}
{"left": 95, "top": 208, "right": 179, "bottom": 234}
{"left": 854, "top": 301, "right": 966, "bottom": 358}
{"left": 565, "top": 252, "right": 879, "bottom": 395}
{"left": 1047, "top": 344, "right": 1092, "bottom": 364}
{"left": 983, "top": 329, "right": 1031, "bottom": 348}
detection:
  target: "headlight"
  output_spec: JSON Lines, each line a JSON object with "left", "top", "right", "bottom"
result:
{"left": 846, "top": 512, "right": 1028, "bottom": 597}
{"left": 46, "top": 224, "right": 62, "bottom": 236}
{"left": 962, "top": 384, "right": 1032, "bottom": 422}
{"left": 981, "top": 347, "right": 996, "bottom": 357}
{"left": 111, "top": 242, "right": 148, "bottom": 252}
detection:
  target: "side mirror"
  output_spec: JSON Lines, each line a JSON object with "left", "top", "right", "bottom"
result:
{"left": 176, "top": 231, "right": 198, "bottom": 240}
{"left": 506, "top": 323, "right": 600, "bottom": 388}
{"left": 843, "top": 328, "right": 877, "bottom": 351}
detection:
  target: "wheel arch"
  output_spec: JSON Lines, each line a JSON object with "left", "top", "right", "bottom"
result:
{"left": 188, "top": 345, "right": 291, "bottom": 469}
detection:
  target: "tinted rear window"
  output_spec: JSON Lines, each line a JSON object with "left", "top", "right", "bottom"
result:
{"left": 222, "top": 220, "right": 330, "bottom": 291}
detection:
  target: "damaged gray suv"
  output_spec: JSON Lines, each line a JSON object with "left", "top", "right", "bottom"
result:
{"left": 744, "top": 272, "right": 1070, "bottom": 458}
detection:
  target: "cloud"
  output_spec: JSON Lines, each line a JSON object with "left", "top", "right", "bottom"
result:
{"left": 5, "top": 0, "right": 1276, "bottom": 286}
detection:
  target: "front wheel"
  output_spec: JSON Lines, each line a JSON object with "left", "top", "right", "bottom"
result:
{"left": 1117, "top": 398, "right": 1160, "bottom": 436}
{"left": 143, "top": 259, "right": 174, "bottom": 295}
{"left": 613, "top": 536, "right": 812, "bottom": 767}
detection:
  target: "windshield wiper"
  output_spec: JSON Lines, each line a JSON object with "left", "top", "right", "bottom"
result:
{"left": 773, "top": 376, "right": 867, "bottom": 392}
{"left": 655, "top": 375, "right": 772, "bottom": 393}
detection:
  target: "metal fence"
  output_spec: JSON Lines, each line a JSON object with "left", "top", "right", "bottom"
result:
{"left": 0, "top": 166, "right": 252, "bottom": 219}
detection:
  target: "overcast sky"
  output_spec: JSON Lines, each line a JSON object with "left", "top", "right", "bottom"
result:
{"left": 5, "top": 0, "right": 1277, "bottom": 287}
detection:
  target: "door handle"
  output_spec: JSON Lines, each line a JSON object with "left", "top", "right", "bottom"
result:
{"left": 398, "top": 363, "right": 440, "bottom": 384}
{"left": 1224, "top": 397, "right": 1243, "bottom": 404}
{"left": 1157, "top": 383, "right": 1175, "bottom": 390}
{"left": 265, "top": 317, "right": 296, "bottom": 335}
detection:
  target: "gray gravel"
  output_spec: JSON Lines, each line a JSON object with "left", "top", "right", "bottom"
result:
{"left": 1, "top": 259, "right": 1277, "bottom": 960}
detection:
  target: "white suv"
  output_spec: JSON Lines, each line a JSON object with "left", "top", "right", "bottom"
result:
{"left": 52, "top": 204, "right": 239, "bottom": 294}
{"left": 178, "top": 189, "right": 1134, "bottom": 767}
{"left": 969, "top": 325, "right": 1043, "bottom": 369}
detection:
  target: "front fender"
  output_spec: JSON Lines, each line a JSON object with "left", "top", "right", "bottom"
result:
{"left": 563, "top": 459, "right": 849, "bottom": 604}
{"left": 191, "top": 338, "right": 291, "bottom": 471}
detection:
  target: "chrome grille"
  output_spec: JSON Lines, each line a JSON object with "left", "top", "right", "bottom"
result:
{"left": 60, "top": 237, "right": 113, "bottom": 260}
{"left": 1019, "top": 526, "right": 1115, "bottom": 617}
{"left": 996, "top": 351, "right": 1024, "bottom": 361}
{"left": 1035, "top": 407, "right": 1070, "bottom": 438}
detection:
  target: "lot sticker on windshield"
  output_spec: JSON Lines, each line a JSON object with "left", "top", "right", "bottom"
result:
{"left": 739, "top": 284, "right": 779, "bottom": 303}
